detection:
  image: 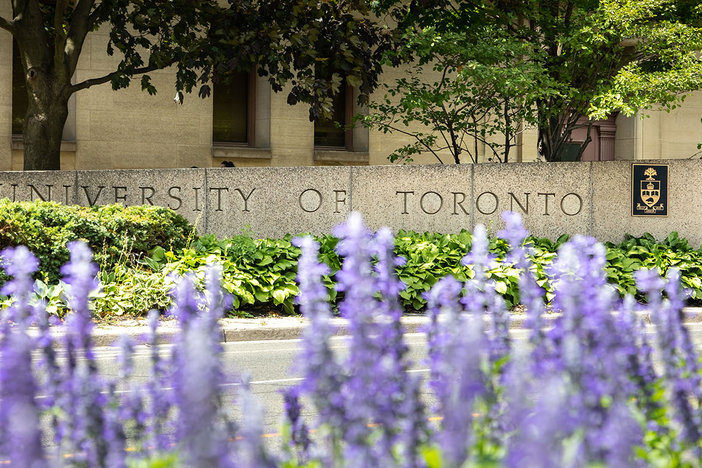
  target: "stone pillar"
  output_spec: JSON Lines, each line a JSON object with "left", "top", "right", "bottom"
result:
{"left": 0, "top": 3, "right": 12, "bottom": 171}
{"left": 598, "top": 115, "right": 617, "bottom": 161}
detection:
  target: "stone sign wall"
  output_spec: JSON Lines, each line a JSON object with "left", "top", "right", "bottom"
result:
{"left": 0, "top": 160, "right": 699, "bottom": 244}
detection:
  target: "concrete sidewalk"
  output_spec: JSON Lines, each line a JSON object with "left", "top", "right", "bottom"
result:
{"left": 33, "top": 307, "right": 702, "bottom": 347}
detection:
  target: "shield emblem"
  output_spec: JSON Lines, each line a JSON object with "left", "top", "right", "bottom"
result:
{"left": 640, "top": 180, "right": 660, "bottom": 208}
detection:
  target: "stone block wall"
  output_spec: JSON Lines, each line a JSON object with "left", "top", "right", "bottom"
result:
{"left": 0, "top": 161, "right": 697, "bottom": 245}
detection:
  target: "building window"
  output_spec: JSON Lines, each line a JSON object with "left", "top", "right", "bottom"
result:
{"left": 12, "top": 40, "right": 27, "bottom": 135}
{"left": 212, "top": 71, "right": 255, "bottom": 145}
{"left": 314, "top": 83, "right": 353, "bottom": 149}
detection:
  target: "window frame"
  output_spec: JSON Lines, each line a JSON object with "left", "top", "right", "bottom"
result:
{"left": 212, "top": 70, "right": 257, "bottom": 148}
{"left": 314, "top": 82, "right": 354, "bottom": 151}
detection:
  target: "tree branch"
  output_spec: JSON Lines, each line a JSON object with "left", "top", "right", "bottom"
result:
{"left": 11, "top": 0, "right": 28, "bottom": 16}
{"left": 70, "top": 62, "right": 172, "bottom": 94}
{"left": 87, "top": 1, "right": 107, "bottom": 31}
{"left": 0, "top": 15, "right": 14, "bottom": 34}
{"left": 385, "top": 124, "right": 445, "bottom": 164}
{"left": 65, "top": 0, "right": 96, "bottom": 74}
{"left": 54, "top": 0, "right": 69, "bottom": 71}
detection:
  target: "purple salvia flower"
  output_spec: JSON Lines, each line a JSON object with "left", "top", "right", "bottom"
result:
{"left": 116, "top": 334, "right": 134, "bottom": 381}
{"left": 62, "top": 241, "right": 99, "bottom": 349}
{"left": 104, "top": 383, "right": 128, "bottom": 468}
{"left": 334, "top": 213, "right": 384, "bottom": 468}
{"left": 497, "top": 211, "right": 529, "bottom": 251}
{"left": 204, "top": 265, "right": 232, "bottom": 332}
{"left": 281, "top": 386, "right": 311, "bottom": 464}
{"left": 486, "top": 291, "right": 510, "bottom": 367}
{"left": 505, "top": 376, "right": 572, "bottom": 468}
{"left": 238, "top": 377, "right": 276, "bottom": 468}
{"left": 425, "top": 275, "right": 464, "bottom": 415}
{"left": 293, "top": 236, "right": 345, "bottom": 466}
{"left": 397, "top": 374, "right": 428, "bottom": 468}
{"left": 203, "top": 266, "right": 231, "bottom": 412}
{"left": 498, "top": 212, "right": 546, "bottom": 349}
{"left": 462, "top": 224, "right": 510, "bottom": 365}
{"left": 58, "top": 242, "right": 110, "bottom": 463}
{"left": 639, "top": 268, "right": 702, "bottom": 447}
{"left": 115, "top": 335, "right": 148, "bottom": 456}
{"left": 461, "top": 224, "right": 493, "bottom": 286}
{"left": 616, "top": 295, "right": 661, "bottom": 423}
{"left": 0, "top": 328, "right": 47, "bottom": 468}
{"left": 542, "top": 235, "right": 642, "bottom": 464}
{"left": 501, "top": 347, "right": 535, "bottom": 438}
{"left": 1, "top": 246, "right": 40, "bottom": 327}
{"left": 665, "top": 269, "right": 702, "bottom": 405}
{"left": 0, "top": 247, "right": 45, "bottom": 465}
{"left": 438, "top": 314, "right": 486, "bottom": 468}
{"left": 145, "top": 309, "right": 172, "bottom": 453}
{"left": 369, "top": 227, "right": 413, "bottom": 455}
{"left": 69, "top": 365, "right": 109, "bottom": 466}
{"left": 169, "top": 272, "right": 201, "bottom": 329}
{"left": 62, "top": 241, "right": 100, "bottom": 371}
{"left": 33, "top": 304, "right": 63, "bottom": 448}
{"left": 599, "top": 400, "right": 645, "bottom": 468}
{"left": 172, "top": 283, "right": 232, "bottom": 468}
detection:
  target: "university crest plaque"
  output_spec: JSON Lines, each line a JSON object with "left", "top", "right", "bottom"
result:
{"left": 632, "top": 164, "right": 668, "bottom": 217}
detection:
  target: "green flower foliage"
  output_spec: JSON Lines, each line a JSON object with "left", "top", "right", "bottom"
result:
{"left": 148, "top": 233, "right": 333, "bottom": 316}
{"left": 604, "top": 231, "right": 702, "bottom": 300}
{"left": 136, "top": 228, "right": 702, "bottom": 317}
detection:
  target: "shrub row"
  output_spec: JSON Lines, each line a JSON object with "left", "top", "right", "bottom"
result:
{"left": 0, "top": 200, "right": 195, "bottom": 284}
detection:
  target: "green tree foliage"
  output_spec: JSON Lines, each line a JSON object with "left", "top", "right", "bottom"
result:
{"left": 0, "top": 0, "right": 394, "bottom": 170}
{"left": 589, "top": 0, "right": 702, "bottom": 118}
{"left": 361, "top": 25, "right": 544, "bottom": 164}
{"left": 365, "top": 0, "right": 702, "bottom": 163}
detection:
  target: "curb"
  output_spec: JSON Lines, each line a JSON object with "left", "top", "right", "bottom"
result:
{"left": 32, "top": 308, "right": 702, "bottom": 348}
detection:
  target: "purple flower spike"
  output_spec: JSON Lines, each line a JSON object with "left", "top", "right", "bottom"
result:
{"left": 175, "top": 316, "right": 232, "bottom": 468}
{"left": 498, "top": 211, "right": 528, "bottom": 249}
{"left": 599, "top": 400, "right": 645, "bottom": 468}
{"left": 505, "top": 377, "right": 571, "bottom": 468}
{"left": 0, "top": 328, "right": 47, "bottom": 468}
{"left": 293, "top": 236, "right": 331, "bottom": 320}
{"left": 425, "top": 275, "right": 464, "bottom": 412}
{"left": 497, "top": 211, "right": 545, "bottom": 349}
{"left": 439, "top": 315, "right": 486, "bottom": 468}
{"left": 61, "top": 241, "right": 99, "bottom": 316}
{"left": 293, "top": 236, "right": 345, "bottom": 465}
{"left": 1, "top": 246, "right": 40, "bottom": 326}
{"left": 145, "top": 309, "right": 171, "bottom": 453}
{"left": 62, "top": 241, "right": 99, "bottom": 359}
{"left": 282, "top": 387, "right": 311, "bottom": 464}
{"left": 169, "top": 273, "right": 201, "bottom": 329}
{"left": 238, "top": 377, "right": 277, "bottom": 468}
{"left": 335, "top": 213, "right": 385, "bottom": 467}
{"left": 461, "top": 224, "right": 495, "bottom": 281}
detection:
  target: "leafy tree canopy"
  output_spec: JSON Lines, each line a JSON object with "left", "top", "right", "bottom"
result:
{"left": 364, "top": 0, "right": 702, "bottom": 163}
{"left": 0, "top": 0, "right": 396, "bottom": 170}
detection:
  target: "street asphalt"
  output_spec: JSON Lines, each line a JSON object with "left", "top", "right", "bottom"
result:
{"left": 32, "top": 307, "right": 702, "bottom": 348}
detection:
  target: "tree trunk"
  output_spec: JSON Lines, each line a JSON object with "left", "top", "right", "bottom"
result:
{"left": 23, "top": 95, "right": 68, "bottom": 171}
{"left": 13, "top": 1, "right": 72, "bottom": 171}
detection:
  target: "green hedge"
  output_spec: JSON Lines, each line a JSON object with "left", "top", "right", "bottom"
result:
{"left": 0, "top": 200, "right": 195, "bottom": 284}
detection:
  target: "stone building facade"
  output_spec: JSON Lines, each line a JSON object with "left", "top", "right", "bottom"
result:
{"left": 2, "top": 11, "right": 702, "bottom": 171}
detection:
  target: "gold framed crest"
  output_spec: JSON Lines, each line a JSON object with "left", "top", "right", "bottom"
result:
{"left": 632, "top": 164, "right": 668, "bottom": 217}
